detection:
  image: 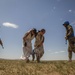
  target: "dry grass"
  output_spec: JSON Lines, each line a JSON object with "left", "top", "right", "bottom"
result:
{"left": 0, "top": 59, "right": 75, "bottom": 75}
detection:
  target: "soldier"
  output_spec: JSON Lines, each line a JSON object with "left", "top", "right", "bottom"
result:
{"left": 63, "top": 21, "right": 75, "bottom": 62}
{"left": 33, "top": 29, "right": 46, "bottom": 63}
{"left": 22, "top": 28, "right": 37, "bottom": 62}
{"left": 0, "top": 38, "right": 4, "bottom": 49}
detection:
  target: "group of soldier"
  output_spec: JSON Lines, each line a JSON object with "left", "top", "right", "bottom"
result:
{"left": 21, "top": 28, "right": 46, "bottom": 63}
{"left": 0, "top": 21, "right": 75, "bottom": 62}
{"left": 21, "top": 21, "right": 75, "bottom": 63}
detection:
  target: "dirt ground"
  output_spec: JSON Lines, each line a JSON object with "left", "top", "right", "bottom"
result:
{"left": 0, "top": 60, "right": 75, "bottom": 75}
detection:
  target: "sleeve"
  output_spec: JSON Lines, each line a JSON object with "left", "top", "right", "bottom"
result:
{"left": 42, "top": 36, "right": 44, "bottom": 43}
{"left": 37, "top": 36, "right": 44, "bottom": 47}
{"left": 67, "top": 26, "right": 73, "bottom": 36}
{"left": 23, "top": 31, "right": 31, "bottom": 40}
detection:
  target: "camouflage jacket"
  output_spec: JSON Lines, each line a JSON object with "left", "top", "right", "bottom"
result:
{"left": 65, "top": 25, "right": 74, "bottom": 39}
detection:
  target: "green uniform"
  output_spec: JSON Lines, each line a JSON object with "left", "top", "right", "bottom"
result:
{"left": 34, "top": 32, "right": 44, "bottom": 62}
{"left": 65, "top": 25, "right": 75, "bottom": 60}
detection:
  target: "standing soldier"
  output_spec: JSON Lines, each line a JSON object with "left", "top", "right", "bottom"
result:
{"left": 33, "top": 29, "right": 46, "bottom": 63}
{"left": 0, "top": 38, "right": 4, "bottom": 49}
{"left": 63, "top": 21, "right": 75, "bottom": 62}
{"left": 22, "top": 28, "right": 37, "bottom": 62}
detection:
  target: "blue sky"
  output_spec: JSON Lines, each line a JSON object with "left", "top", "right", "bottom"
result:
{"left": 0, "top": 0, "right": 75, "bottom": 60}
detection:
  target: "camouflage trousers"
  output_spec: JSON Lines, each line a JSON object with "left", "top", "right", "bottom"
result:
{"left": 68, "top": 37, "right": 75, "bottom": 59}
{"left": 34, "top": 46, "right": 44, "bottom": 59}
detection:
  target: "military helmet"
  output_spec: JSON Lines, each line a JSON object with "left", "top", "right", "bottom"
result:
{"left": 63, "top": 21, "right": 70, "bottom": 25}
{"left": 40, "top": 29, "right": 46, "bottom": 33}
{"left": 32, "top": 28, "right": 37, "bottom": 34}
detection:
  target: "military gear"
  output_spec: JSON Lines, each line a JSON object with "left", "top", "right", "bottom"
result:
{"left": 64, "top": 24, "right": 75, "bottom": 61}
{"left": 65, "top": 25, "right": 74, "bottom": 40}
{"left": 32, "top": 28, "right": 37, "bottom": 35}
{"left": 63, "top": 21, "right": 70, "bottom": 25}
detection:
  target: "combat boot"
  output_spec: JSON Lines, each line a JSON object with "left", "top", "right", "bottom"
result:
{"left": 37, "top": 56, "right": 40, "bottom": 63}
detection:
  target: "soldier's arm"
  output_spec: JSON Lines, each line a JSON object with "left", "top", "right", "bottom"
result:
{"left": 37, "top": 36, "right": 44, "bottom": 47}
{"left": 23, "top": 31, "right": 30, "bottom": 41}
{"left": 67, "top": 27, "right": 73, "bottom": 37}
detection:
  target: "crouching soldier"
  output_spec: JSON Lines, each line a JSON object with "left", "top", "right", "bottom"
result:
{"left": 33, "top": 29, "right": 46, "bottom": 63}
{"left": 63, "top": 21, "right": 75, "bottom": 62}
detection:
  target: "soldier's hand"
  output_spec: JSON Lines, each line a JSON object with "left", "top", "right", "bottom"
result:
{"left": 65, "top": 36, "right": 68, "bottom": 40}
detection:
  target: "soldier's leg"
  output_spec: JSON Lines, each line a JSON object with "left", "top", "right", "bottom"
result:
{"left": 68, "top": 41, "right": 72, "bottom": 62}
{"left": 71, "top": 42, "right": 75, "bottom": 53}
{"left": 32, "top": 50, "right": 35, "bottom": 61}
{"left": 69, "top": 38, "right": 75, "bottom": 53}
{"left": 70, "top": 37, "right": 75, "bottom": 43}
{"left": 68, "top": 50, "right": 72, "bottom": 62}
{"left": 36, "top": 53, "right": 40, "bottom": 63}
{"left": 37, "top": 56, "right": 40, "bottom": 63}
{"left": 25, "top": 52, "right": 31, "bottom": 63}
{"left": 38, "top": 52, "right": 43, "bottom": 62}
{"left": 25, "top": 46, "right": 32, "bottom": 63}
{"left": 34, "top": 48, "right": 40, "bottom": 62}
{"left": 23, "top": 47, "right": 27, "bottom": 59}
{"left": 37, "top": 51, "right": 44, "bottom": 63}
{"left": 68, "top": 46, "right": 72, "bottom": 61}
{"left": 37, "top": 49, "right": 44, "bottom": 63}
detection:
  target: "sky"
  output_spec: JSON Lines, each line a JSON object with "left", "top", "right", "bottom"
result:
{"left": 0, "top": 0, "right": 75, "bottom": 60}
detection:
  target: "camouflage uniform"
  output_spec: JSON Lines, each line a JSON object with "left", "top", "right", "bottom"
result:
{"left": 34, "top": 32, "right": 44, "bottom": 62}
{"left": 21, "top": 30, "right": 35, "bottom": 60}
{"left": 65, "top": 25, "right": 75, "bottom": 60}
